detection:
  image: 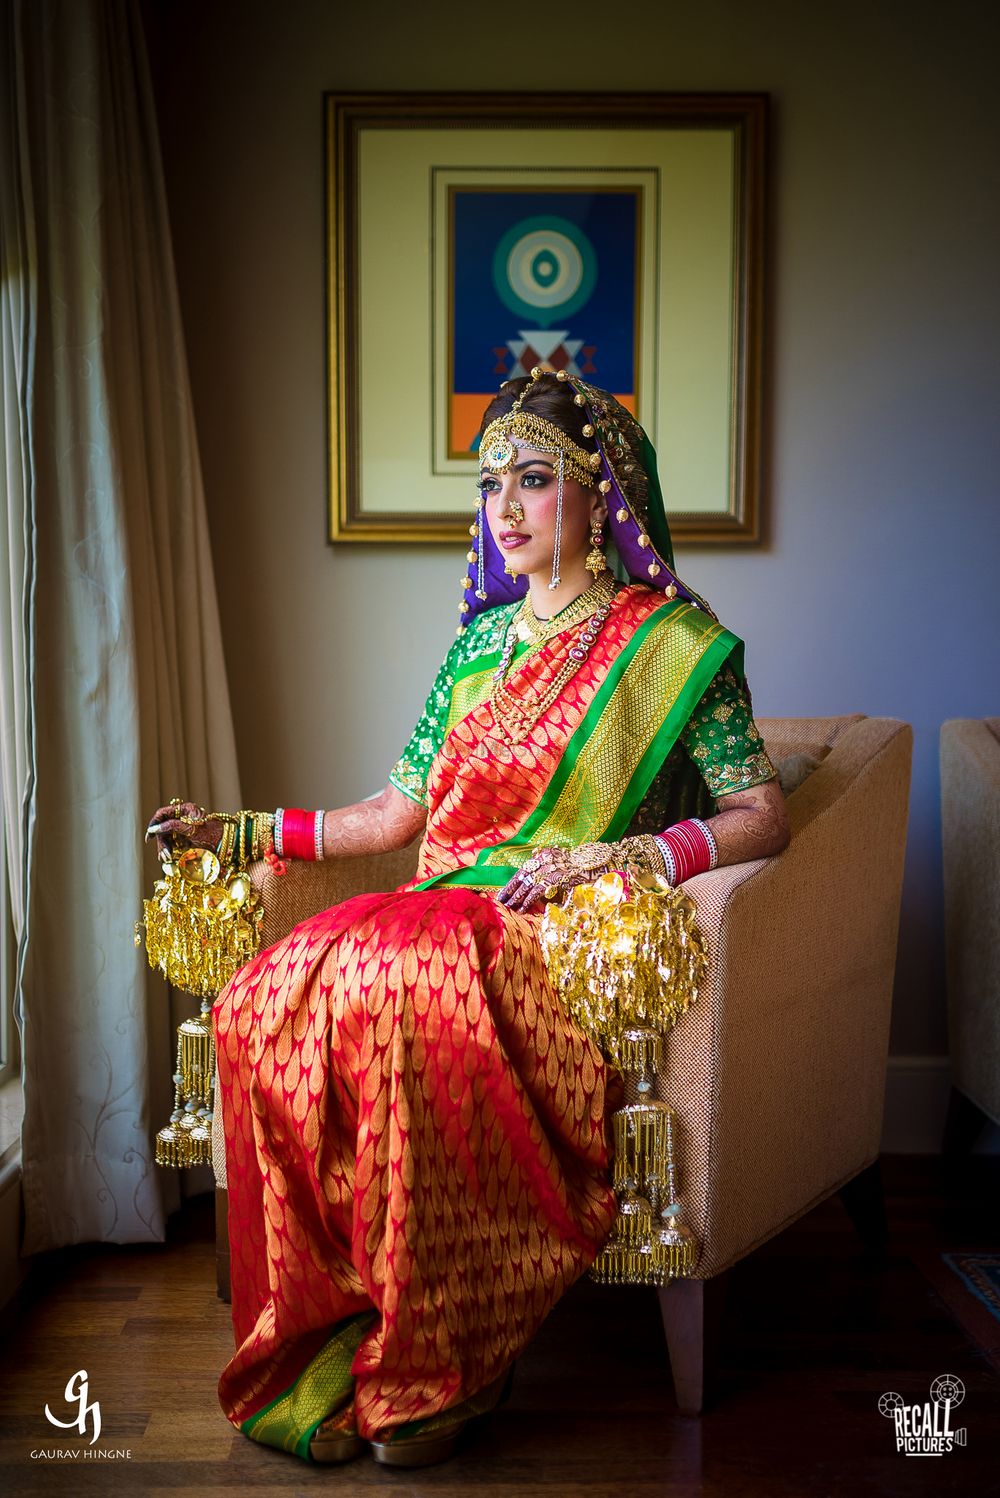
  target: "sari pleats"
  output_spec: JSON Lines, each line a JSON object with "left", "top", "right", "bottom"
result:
{"left": 215, "top": 885, "right": 621, "bottom": 1441}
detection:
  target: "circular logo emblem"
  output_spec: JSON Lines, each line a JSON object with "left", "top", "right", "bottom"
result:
{"left": 493, "top": 216, "right": 597, "bottom": 328}
{"left": 878, "top": 1391, "right": 904, "bottom": 1418}
{"left": 930, "top": 1374, "right": 965, "bottom": 1408}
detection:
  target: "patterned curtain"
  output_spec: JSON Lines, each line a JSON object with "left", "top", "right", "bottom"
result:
{"left": 0, "top": 0, "right": 241, "bottom": 1250}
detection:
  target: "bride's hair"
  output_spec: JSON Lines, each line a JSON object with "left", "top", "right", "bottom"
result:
{"left": 478, "top": 375, "right": 600, "bottom": 456}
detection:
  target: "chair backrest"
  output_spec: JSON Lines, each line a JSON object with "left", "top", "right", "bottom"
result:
{"left": 758, "top": 713, "right": 865, "bottom": 763}
{"left": 940, "top": 718, "right": 1000, "bottom": 1126}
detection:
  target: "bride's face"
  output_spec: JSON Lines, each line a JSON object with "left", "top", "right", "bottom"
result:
{"left": 480, "top": 446, "right": 605, "bottom": 578}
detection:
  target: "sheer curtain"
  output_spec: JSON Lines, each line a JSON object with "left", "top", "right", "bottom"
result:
{"left": 0, "top": 0, "right": 240, "bottom": 1250}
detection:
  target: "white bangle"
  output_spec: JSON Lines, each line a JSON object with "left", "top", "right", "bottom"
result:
{"left": 313, "top": 809, "right": 326, "bottom": 862}
{"left": 654, "top": 835, "right": 677, "bottom": 885}
{"left": 273, "top": 808, "right": 285, "bottom": 858}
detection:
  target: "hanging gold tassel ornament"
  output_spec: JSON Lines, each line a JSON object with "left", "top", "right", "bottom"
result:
{"left": 538, "top": 870, "right": 705, "bottom": 1286}
{"left": 154, "top": 1002, "right": 216, "bottom": 1167}
{"left": 136, "top": 814, "right": 266, "bottom": 1169}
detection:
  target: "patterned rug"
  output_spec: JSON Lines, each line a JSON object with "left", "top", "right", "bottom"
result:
{"left": 915, "top": 1251, "right": 1000, "bottom": 1371}
{"left": 943, "top": 1253, "right": 1000, "bottom": 1322}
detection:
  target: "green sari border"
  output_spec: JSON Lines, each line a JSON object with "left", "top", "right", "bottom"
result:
{"left": 238, "top": 1310, "right": 376, "bottom": 1462}
{"left": 601, "top": 630, "right": 742, "bottom": 841}
{"left": 414, "top": 866, "right": 513, "bottom": 891}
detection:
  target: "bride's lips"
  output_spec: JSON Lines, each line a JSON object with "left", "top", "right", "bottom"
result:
{"left": 500, "top": 531, "right": 530, "bottom": 549}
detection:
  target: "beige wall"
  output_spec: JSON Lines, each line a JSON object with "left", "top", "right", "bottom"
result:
{"left": 145, "top": 0, "right": 1000, "bottom": 1057}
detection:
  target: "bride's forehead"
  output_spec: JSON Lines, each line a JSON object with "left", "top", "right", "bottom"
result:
{"left": 510, "top": 444, "right": 554, "bottom": 464}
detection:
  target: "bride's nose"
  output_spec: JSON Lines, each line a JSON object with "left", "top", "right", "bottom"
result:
{"left": 495, "top": 483, "right": 520, "bottom": 520}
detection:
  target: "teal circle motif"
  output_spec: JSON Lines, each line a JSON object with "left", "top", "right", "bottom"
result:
{"left": 532, "top": 251, "right": 558, "bottom": 287}
{"left": 492, "top": 215, "right": 597, "bottom": 329}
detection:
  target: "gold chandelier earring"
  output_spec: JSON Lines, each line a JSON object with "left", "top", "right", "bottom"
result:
{"left": 586, "top": 520, "right": 606, "bottom": 577}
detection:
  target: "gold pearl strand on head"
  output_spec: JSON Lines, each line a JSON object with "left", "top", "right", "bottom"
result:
{"left": 489, "top": 571, "right": 619, "bottom": 746}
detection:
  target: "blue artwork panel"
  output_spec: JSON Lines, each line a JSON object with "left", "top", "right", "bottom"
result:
{"left": 449, "top": 188, "right": 639, "bottom": 453}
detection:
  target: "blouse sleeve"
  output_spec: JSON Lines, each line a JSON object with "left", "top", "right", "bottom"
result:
{"left": 679, "top": 662, "right": 778, "bottom": 798}
{"left": 388, "top": 645, "right": 457, "bottom": 808}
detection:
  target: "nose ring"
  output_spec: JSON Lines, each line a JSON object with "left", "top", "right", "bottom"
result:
{"left": 509, "top": 499, "right": 525, "bottom": 524}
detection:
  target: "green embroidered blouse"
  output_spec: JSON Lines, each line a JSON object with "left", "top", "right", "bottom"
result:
{"left": 390, "top": 598, "right": 776, "bottom": 826}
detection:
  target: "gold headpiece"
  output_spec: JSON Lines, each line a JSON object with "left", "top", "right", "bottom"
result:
{"left": 479, "top": 369, "right": 601, "bottom": 491}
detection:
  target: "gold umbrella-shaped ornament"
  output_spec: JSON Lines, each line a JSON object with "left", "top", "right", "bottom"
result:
{"left": 538, "top": 871, "right": 705, "bottom": 1286}
{"left": 135, "top": 845, "right": 263, "bottom": 1167}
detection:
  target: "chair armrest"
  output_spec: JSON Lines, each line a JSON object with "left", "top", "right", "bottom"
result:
{"left": 662, "top": 717, "right": 913, "bottom": 1276}
{"left": 941, "top": 720, "right": 1000, "bottom": 1124}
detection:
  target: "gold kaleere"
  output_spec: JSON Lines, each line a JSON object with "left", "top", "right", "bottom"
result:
{"left": 539, "top": 871, "right": 705, "bottom": 1286}
{"left": 136, "top": 838, "right": 264, "bottom": 1168}
{"left": 136, "top": 847, "right": 262, "bottom": 1000}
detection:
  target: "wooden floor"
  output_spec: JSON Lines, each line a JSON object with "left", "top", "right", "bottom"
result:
{"left": 0, "top": 1154, "right": 996, "bottom": 1496}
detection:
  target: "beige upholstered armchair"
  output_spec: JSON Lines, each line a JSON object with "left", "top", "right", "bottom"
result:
{"left": 212, "top": 714, "right": 913, "bottom": 1414}
{"left": 940, "top": 719, "right": 1000, "bottom": 1149}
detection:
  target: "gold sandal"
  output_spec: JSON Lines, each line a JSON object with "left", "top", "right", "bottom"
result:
{"left": 369, "top": 1362, "right": 515, "bottom": 1468}
{"left": 309, "top": 1395, "right": 367, "bottom": 1464}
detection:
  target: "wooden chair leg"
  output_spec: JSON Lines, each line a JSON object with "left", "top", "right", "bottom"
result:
{"left": 658, "top": 1272, "right": 729, "bottom": 1415}
{"left": 216, "top": 1186, "right": 231, "bottom": 1304}
{"left": 838, "top": 1158, "right": 888, "bottom": 1262}
{"left": 942, "top": 1085, "right": 989, "bottom": 1156}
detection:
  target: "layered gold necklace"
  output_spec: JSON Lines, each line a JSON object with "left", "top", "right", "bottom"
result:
{"left": 514, "top": 570, "right": 619, "bottom": 644}
{"left": 489, "top": 572, "right": 620, "bottom": 746}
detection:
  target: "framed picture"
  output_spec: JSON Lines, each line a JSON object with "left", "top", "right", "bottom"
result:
{"left": 326, "top": 93, "right": 766, "bottom": 544}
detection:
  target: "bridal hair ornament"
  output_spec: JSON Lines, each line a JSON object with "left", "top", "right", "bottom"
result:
{"left": 479, "top": 365, "right": 601, "bottom": 491}
{"left": 539, "top": 869, "right": 706, "bottom": 1284}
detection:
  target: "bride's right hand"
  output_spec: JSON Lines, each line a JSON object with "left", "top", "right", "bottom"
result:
{"left": 145, "top": 800, "right": 224, "bottom": 861}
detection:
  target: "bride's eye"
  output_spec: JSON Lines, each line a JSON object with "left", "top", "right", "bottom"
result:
{"left": 521, "top": 471, "right": 549, "bottom": 489}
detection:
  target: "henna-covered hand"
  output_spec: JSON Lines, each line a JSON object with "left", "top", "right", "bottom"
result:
{"left": 145, "top": 800, "right": 224, "bottom": 861}
{"left": 322, "top": 784, "right": 426, "bottom": 858}
{"left": 497, "top": 846, "right": 568, "bottom": 913}
{"left": 707, "top": 778, "right": 790, "bottom": 867}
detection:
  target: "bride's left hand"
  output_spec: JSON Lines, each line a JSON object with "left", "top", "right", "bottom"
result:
{"left": 497, "top": 847, "right": 575, "bottom": 913}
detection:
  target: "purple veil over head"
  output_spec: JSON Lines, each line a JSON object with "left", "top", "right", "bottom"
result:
{"left": 458, "top": 372, "right": 717, "bottom": 630}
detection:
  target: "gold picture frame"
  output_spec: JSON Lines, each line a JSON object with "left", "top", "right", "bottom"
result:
{"left": 326, "top": 92, "right": 766, "bottom": 544}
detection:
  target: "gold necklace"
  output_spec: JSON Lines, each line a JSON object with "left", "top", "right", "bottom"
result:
{"left": 489, "top": 575, "right": 620, "bottom": 746}
{"left": 515, "top": 571, "right": 618, "bottom": 645}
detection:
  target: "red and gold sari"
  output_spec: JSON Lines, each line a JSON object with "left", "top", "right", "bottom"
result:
{"left": 214, "top": 585, "right": 742, "bottom": 1452}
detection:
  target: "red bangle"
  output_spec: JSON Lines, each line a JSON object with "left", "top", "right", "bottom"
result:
{"left": 282, "top": 808, "right": 317, "bottom": 861}
{"left": 657, "top": 818, "right": 716, "bottom": 884}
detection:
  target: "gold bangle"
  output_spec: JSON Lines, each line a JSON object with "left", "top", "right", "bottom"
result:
{"left": 217, "top": 820, "right": 236, "bottom": 866}
{"left": 251, "top": 811, "right": 275, "bottom": 861}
